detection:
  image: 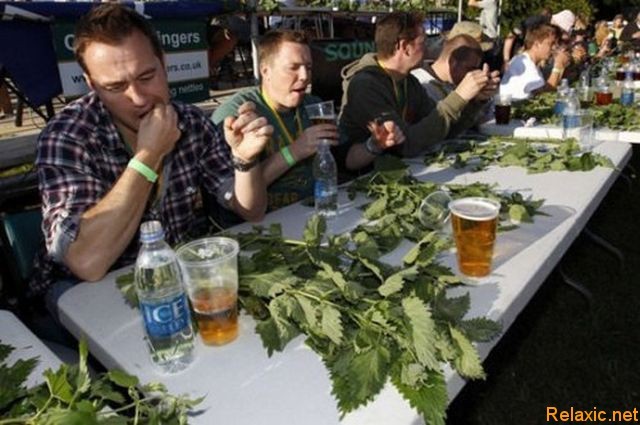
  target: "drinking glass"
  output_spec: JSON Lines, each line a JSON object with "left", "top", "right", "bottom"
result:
{"left": 494, "top": 93, "right": 512, "bottom": 125}
{"left": 449, "top": 197, "right": 501, "bottom": 277}
{"left": 417, "top": 190, "right": 452, "bottom": 230}
{"left": 304, "top": 101, "right": 336, "bottom": 125}
{"left": 176, "top": 237, "right": 240, "bottom": 346}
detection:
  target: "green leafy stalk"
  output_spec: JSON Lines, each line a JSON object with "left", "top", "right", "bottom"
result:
{"left": 0, "top": 340, "right": 202, "bottom": 424}
{"left": 424, "top": 136, "right": 614, "bottom": 174}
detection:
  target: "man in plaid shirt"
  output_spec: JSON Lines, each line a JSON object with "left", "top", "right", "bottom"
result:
{"left": 31, "top": 4, "right": 272, "bottom": 313}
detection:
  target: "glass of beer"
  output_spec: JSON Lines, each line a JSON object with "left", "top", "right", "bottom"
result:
{"left": 449, "top": 197, "right": 501, "bottom": 277}
{"left": 304, "top": 100, "right": 336, "bottom": 126}
{"left": 177, "top": 237, "right": 239, "bottom": 346}
{"left": 494, "top": 93, "right": 511, "bottom": 125}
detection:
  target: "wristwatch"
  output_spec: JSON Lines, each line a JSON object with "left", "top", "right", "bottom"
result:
{"left": 364, "top": 136, "right": 384, "bottom": 155}
{"left": 231, "top": 154, "right": 259, "bottom": 172}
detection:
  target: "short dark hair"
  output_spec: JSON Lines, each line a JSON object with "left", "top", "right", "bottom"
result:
{"left": 74, "top": 3, "right": 163, "bottom": 75}
{"left": 524, "top": 23, "right": 557, "bottom": 49}
{"left": 375, "top": 12, "right": 424, "bottom": 59}
{"left": 440, "top": 34, "right": 482, "bottom": 59}
{"left": 258, "top": 29, "right": 309, "bottom": 66}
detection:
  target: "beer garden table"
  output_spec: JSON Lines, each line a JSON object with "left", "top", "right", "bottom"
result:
{"left": 0, "top": 310, "right": 63, "bottom": 388}
{"left": 57, "top": 140, "right": 631, "bottom": 425}
{"left": 479, "top": 119, "right": 640, "bottom": 144}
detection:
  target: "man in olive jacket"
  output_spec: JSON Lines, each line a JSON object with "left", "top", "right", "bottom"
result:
{"left": 339, "top": 12, "right": 494, "bottom": 163}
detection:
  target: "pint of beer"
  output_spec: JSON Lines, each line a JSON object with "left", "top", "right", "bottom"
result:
{"left": 449, "top": 197, "right": 501, "bottom": 277}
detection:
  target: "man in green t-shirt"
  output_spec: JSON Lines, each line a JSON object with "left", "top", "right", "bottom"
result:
{"left": 212, "top": 30, "right": 403, "bottom": 211}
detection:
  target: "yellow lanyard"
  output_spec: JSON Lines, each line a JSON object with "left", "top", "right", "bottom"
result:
{"left": 376, "top": 59, "right": 408, "bottom": 121}
{"left": 260, "top": 89, "right": 304, "bottom": 149}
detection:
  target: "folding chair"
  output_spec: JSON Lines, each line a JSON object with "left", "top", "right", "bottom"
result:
{"left": 0, "top": 208, "right": 43, "bottom": 311}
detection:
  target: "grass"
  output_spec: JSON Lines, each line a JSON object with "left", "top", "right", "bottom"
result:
{"left": 447, "top": 145, "right": 640, "bottom": 424}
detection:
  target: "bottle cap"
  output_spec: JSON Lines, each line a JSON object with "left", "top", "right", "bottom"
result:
{"left": 140, "top": 220, "right": 164, "bottom": 243}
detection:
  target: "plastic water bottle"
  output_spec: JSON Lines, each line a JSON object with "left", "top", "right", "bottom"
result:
{"left": 562, "top": 88, "right": 581, "bottom": 138}
{"left": 621, "top": 74, "right": 635, "bottom": 106}
{"left": 313, "top": 140, "right": 338, "bottom": 221}
{"left": 554, "top": 79, "right": 570, "bottom": 115}
{"left": 134, "top": 220, "right": 194, "bottom": 373}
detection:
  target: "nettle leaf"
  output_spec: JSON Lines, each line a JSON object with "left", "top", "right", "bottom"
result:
{"left": 378, "top": 266, "right": 419, "bottom": 297}
{"left": 115, "top": 269, "right": 138, "bottom": 308}
{"left": 107, "top": 369, "right": 139, "bottom": 388}
{"left": 255, "top": 318, "right": 284, "bottom": 356}
{"left": 450, "top": 326, "right": 485, "bottom": 379}
{"left": 321, "top": 304, "right": 344, "bottom": 345}
{"left": 364, "top": 197, "right": 388, "bottom": 220}
{"left": 460, "top": 317, "right": 502, "bottom": 342}
{"left": 352, "top": 231, "right": 380, "bottom": 259}
{"left": 391, "top": 367, "right": 448, "bottom": 425}
{"left": 0, "top": 351, "right": 37, "bottom": 411}
{"left": 509, "top": 204, "right": 532, "bottom": 224}
{"left": 433, "top": 292, "right": 470, "bottom": 323}
{"left": 303, "top": 214, "right": 326, "bottom": 246}
{"left": 242, "top": 266, "right": 297, "bottom": 298}
{"left": 44, "top": 366, "right": 73, "bottom": 403}
{"left": 402, "top": 297, "right": 439, "bottom": 370}
{"left": 329, "top": 345, "right": 391, "bottom": 415}
{"left": 293, "top": 294, "right": 319, "bottom": 329}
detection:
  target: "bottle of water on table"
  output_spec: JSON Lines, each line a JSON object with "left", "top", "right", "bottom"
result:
{"left": 562, "top": 88, "right": 581, "bottom": 136}
{"left": 135, "top": 220, "right": 194, "bottom": 373}
{"left": 621, "top": 73, "right": 635, "bottom": 106}
{"left": 313, "top": 140, "right": 338, "bottom": 221}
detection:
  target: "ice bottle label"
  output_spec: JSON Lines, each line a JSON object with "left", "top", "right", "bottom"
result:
{"left": 140, "top": 293, "right": 191, "bottom": 338}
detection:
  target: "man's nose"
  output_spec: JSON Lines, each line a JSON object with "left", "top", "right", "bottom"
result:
{"left": 125, "top": 82, "right": 148, "bottom": 106}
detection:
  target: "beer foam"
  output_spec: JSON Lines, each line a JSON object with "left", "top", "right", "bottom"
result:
{"left": 449, "top": 198, "right": 500, "bottom": 221}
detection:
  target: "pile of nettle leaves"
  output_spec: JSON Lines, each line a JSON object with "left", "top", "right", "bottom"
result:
{"left": 0, "top": 340, "right": 201, "bottom": 424}
{"left": 424, "top": 136, "right": 614, "bottom": 173}
{"left": 229, "top": 156, "right": 547, "bottom": 424}
{"left": 116, "top": 156, "right": 547, "bottom": 424}
{"left": 512, "top": 91, "right": 640, "bottom": 131}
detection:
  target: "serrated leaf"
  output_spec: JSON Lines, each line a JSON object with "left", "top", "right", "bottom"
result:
{"left": 303, "top": 214, "right": 325, "bottom": 246}
{"left": 44, "top": 366, "right": 73, "bottom": 403}
{"left": 433, "top": 292, "right": 470, "bottom": 323}
{"left": 378, "top": 266, "right": 418, "bottom": 297}
{"left": 329, "top": 345, "right": 391, "bottom": 415}
{"left": 115, "top": 270, "right": 138, "bottom": 308}
{"left": 391, "top": 367, "right": 448, "bottom": 425}
{"left": 460, "top": 317, "right": 502, "bottom": 342}
{"left": 293, "top": 294, "right": 319, "bottom": 329}
{"left": 450, "top": 326, "right": 485, "bottom": 379}
{"left": 242, "top": 266, "right": 297, "bottom": 298}
{"left": 39, "top": 408, "right": 98, "bottom": 425}
{"left": 321, "top": 305, "right": 343, "bottom": 345}
{"left": 364, "top": 197, "right": 388, "bottom": 220}
{"left": 74, "top": 340, "right": 91, "bottom": 395}
{"left": 402, "top": 297, "right": 439, "bottom": 370}
{"left": 509, "top": 204, "right": 532, "bottom": 224}
{"left": 107, "top": 369, "right": 139, "bottom": 388}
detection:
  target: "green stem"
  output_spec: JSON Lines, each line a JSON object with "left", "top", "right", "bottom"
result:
{"left": 28, "top": 394, "right": 53, "bottom": 423}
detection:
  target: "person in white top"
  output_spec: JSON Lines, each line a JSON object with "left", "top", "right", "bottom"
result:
{"left": 500, "top": 23, "right": 570, "bottom": 100}
{"left": 467, "top": 0, "right": 499, "bottom": 39}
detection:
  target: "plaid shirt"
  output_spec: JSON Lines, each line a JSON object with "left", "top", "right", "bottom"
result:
{"left": 30, "top": 92, "right": 233, "bottom": 296}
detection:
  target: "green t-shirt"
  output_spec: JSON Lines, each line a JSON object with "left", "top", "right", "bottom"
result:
{"left": 211, "top": 86, "right": 321, "bottom": 211}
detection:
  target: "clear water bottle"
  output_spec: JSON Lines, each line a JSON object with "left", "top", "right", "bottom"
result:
{"left": 554, "top": 79, "right": 570, "bottom": 115}
{"left": 135, "top": 221, "right": 194, "bottom": 373}
{"left": 313, "top": 140, "right": 338, "bottom": 220}
{"left": 562, "top": 88, "right": 581, "bottom": 137}
{"left": 621, "top": 74, "right": 635, "bottom": 106}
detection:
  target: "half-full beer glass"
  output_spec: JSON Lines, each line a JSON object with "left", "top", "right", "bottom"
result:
{"left": 177, "top": 237, "right": 239, "bottom": 346}
{"left": 449, "top": 197, "right": 501, "bottom": 277}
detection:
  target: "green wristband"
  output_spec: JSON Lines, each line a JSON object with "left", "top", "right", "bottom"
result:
{"left": 281, "top": 146, "right": 297, "bottom": 167}
{"left": 128, "top": 158, "right": 158, "bottom": 183}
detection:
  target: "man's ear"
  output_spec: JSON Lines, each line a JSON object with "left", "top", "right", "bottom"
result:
{"left": 83, "top": 73, "right": 94, "bottom": 90}
{"left": 398, "top": 38, "right": 411, "bottom": 55}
